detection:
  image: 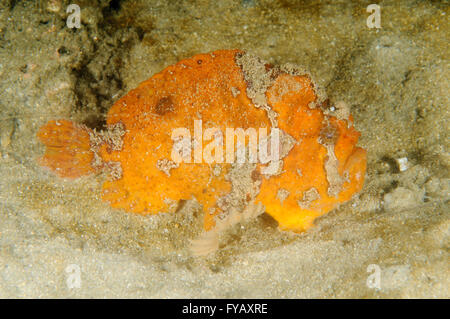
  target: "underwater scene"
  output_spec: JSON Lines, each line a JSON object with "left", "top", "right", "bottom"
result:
{"left": 0, "top": 0, "right": 448, "bottom": 298}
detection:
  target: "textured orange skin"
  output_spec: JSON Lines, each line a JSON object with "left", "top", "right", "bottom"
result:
{"left": 37, "top": 49, "right": 366, "bottom": 233}
{"left": 257, "top": 74, "right": 367, "bottom": 232}
{"left": 99, "top": 49, "right": 270, "bottom": 230}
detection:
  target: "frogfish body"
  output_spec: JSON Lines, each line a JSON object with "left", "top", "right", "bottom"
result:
{"left": 37, "top": 49, "right": 366, "bottom": 250}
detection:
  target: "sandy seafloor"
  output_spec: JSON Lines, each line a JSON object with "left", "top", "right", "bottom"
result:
{"left": 0, "top": 0, "right": 448, "bottom": 298}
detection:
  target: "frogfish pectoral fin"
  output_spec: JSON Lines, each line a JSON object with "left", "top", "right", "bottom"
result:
{"left": 36, "top": 119, "right": 95, "bottom": 178}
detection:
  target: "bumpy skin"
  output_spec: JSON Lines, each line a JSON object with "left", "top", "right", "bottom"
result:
{"left": 37, "top": 49, "right": 366, "bottom": 233}
{"left": 258, "top": 74, "right": 366, "bottom": 232}
{"left": 99, "top": 49, "right": 270, "bottom": 230}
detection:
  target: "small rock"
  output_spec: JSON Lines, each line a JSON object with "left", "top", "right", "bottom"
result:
{"left": 396, "top": 157, "right": 409, "bottom": 172}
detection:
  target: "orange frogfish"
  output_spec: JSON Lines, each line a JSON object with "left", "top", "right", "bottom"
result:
{"left": 37, "top": 49, "right": 366, "bottom": 253}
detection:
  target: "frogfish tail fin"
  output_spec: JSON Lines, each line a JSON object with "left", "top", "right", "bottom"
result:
{"left": 37, "top": 119, "right": 95, "bottom": 178}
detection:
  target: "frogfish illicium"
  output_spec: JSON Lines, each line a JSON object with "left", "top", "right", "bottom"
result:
{"left": 37, "top": 49, "right": 366, "bottom": 254}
